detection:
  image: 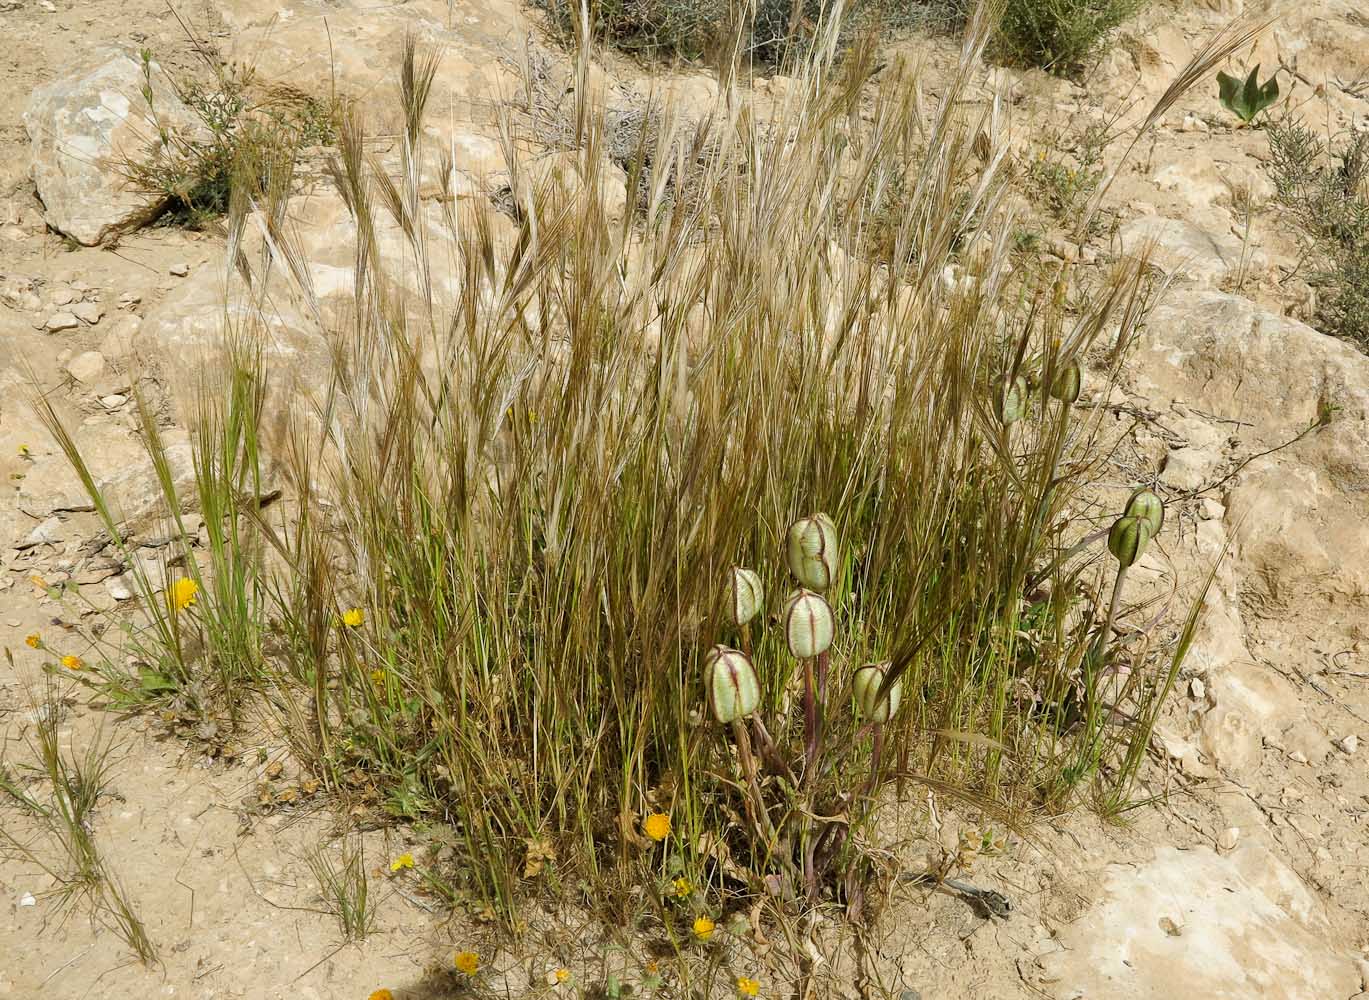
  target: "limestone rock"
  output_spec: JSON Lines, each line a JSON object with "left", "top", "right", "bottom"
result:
{"left": 23, "top": 50, "right": 200, "bottom": 246}
{"left": 64, "top": 351, "right": 106, "bottom": 383}
{"left": 1036, "top": 846, "right": 1359, "bottom": 999}
{"left": 135, "top": 264, "right": 332, "bottom": 447}
{"left": 1117, "top": 217, "right": 1261, "bottom": 287}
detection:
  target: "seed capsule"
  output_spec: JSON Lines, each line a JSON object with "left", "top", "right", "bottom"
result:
{"left": 1049, "top": 360, "right": 1082, "bottom": 404}
{"left": 703, "top": 645, "right": 760, "bottom": 724}
{"left": 785, "top": 513, "right": 838, "bottom": 592}
{"left": 852, "top": 662, "right": 902, "bottom": 723}
{"left": 729, "top": 567, "right": 764, "bottom": 627}
{"left": 995, "top": 374, "right": 1029, "bottom": 425}
{"left": 1124, "top": 487, "right": 1164, "bottom": 539}
{"left": 1108, "top": 514, "right": 1151, "bottom": 569}
{"left": 782, "top": 589, "right": 835, "bottom": 659}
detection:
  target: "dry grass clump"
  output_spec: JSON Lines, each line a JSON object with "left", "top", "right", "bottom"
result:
{"left": 41, "top": 18, "right": 1207, "bottom": 934}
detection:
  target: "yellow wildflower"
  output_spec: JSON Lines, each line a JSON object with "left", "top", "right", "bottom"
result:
{"left": 692, "top": 916, "right": 715, "bottom": 941}
{"left": 368, "top": 991, "right": 394, "bottom": 1000}
{"left": 670, "top": 876, "right": 691, "bottom": 899}
{"left": 737, "top": 977, "right": 760, "bottom": 997}
{"left": 370, "top": 669, "right": 386, "bottom": 687}
{"left": 643, "top": 812, "right": 671, "bottom": 842}
{"left": 18, "top": 444, "right": 30, "bottom": 456}
{"left": 341, "top": 607, "right": 365, "bottom": 628}
{"left": 61, "top": 655, "right": 84, "bottom": 671}
{"left": 171, "top": 577, "right": 198, "bottom": 612}
{"left": 454, "top": 950, "right": 480, "bottom": 975}
{"left": 554, "top": 968, "right": 571, "bottom": 984}
{"left": 389, "top": 853, "right": 414, "bottom": 873}
{"left": 25, "top": 633, "right": 42, "bottom": 649}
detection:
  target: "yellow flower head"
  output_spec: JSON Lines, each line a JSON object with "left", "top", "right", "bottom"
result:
{"left": 737, "top": 977, "right": 760, "bottom": 997}
{"left": 25, "top": 633, "right": 42, "bottom": 649}
{"left": 454, "top": 950, "right": 480, "bottom": 975}
{"left": 18, "top": 444, "right": 30, "bottom": 456}
{"left": 61, "top": 655, "right": 84, "bottom": 671}
{"left": 670, "top": 877, "right": 691, "bottom": 899}
{"left": 692, "top": 916, "right": 715, "bottom": 941}
{"left": 369, "top": 991, "right": 394, "bottom": 1000}
{"left": 554, "top": 968, "right": 571, "bottom": 984}
{"left": 341, "top": 607, "right": 365, "bottom": 628}
{"left": 171, "top": 577, "right": 198, "bottom": 612}
{"left": 643, "top": 812, "right": 671, "bottom": 842}
{"left": 389, "top": 853, "right": 414, "bottom": 873}
{"left": 370, "top": 669, "right": 386, "bottom": 687}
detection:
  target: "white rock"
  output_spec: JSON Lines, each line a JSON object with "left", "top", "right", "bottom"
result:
{"left": 64, "top": 351, "right": 106, "bottom": 383}
{"left": 17, "top": 516, "right": 63, "bottom": 549}
{"left": 1217, "top": 827, "right": 1240, "bottom": 852}
{"left": 1189, "top": 677, "right": 1206, "bottom": 700}
{"left": 169, "top": 262, "right": 190, "bottom": 277}
{"left": 24, "top": 50, "right": 201, "bottom": 246}
{"left": 1117, "top": 217, "right": 1262, "bottom": 287}
{"left": 45, "top": 311, "right": 80, "bottom": 331}
{"left": 99, "top": 315, "right": 140, "bottom": 357}
{"left": 99, "top": 394, "right": 128, "bottom": 410}
{"left": 105, "top": 575, "right": 134, "bottom": 601}
{"left": 51, "top": 287, "right": 76, "bottom": 306}
{"left": 1335, "top": 734, "right": 1360, "bottom": 755}
{"left": 18, "top": 892, "right": 36, "bottom": 907}
{"left": 71, "top": 301, "right": 103, "bottom": 325}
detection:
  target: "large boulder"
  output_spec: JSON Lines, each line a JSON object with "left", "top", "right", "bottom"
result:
{"left": 24, "top": 50, "right": 200, "bottom": 246}
{"left": 134, "top": 264, "right": 333, "bottom": 450}
{"left": 1134, "top": 290, "right": 1369, "bottom": 604}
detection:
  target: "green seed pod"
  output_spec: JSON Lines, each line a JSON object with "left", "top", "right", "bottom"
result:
{"left": 703, "top": 645, "right": 760, "bottom": 724}
{"left": 1049, "top": 360, "right": 1082, "bottom": 404}
{"left": 782, "top": 589, "right": 835, "bottom": 659}
{"left": 995, "top": 374, "right": 1029, "bottom": 425}
{"left": 785, "top": 513, "right": 838, "bottom": 592}
{"left": 729, "top": 567, "right": 764, "bottom": 627}
{"left": 1108, "top": 514, "right": 1152, "bottom": 569}
{"left": 1124, "top": 487, "right": 1165, "bottom": 539}
{"left": 852, "top": 662, "right": 902, "bottom": 724}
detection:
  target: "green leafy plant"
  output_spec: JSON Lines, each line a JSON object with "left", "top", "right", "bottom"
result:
{"left": 1217, "top": 63, "right": 1280, "bottom": 125}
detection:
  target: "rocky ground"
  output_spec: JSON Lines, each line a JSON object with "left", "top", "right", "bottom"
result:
{"left": 2, "top": 0, "right": 1368, "bottom": 998}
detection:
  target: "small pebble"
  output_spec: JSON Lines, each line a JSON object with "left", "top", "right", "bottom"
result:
{"left": 1217, "top": 827, "right": 1240, "bottom": 851}
{"left": 169, "top": 262, "right": 190, "bottom": 276}
{"left": 18, "top": 892, "right": 36, "bottom": 907}
{"left": 1288, "top": 750, "right": 1309, "bottom": 764}
{"left": 51, "top": 287, "right": 75, "bottom": 306}
{"left": 99, "top": 394, "right": 128, "bottom": 410}
{"left": 1335, "top": 734, "right": 1359, "bottom": 755}
{"left": 1189, "top": 678, "right": 1206, "bottom": 700}
{"left": 45, "top": 311, "right": 80, "bottom": 332}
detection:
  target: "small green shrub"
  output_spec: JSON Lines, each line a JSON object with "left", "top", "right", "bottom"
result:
{"left": 1266, "top": 118, "right": 1369, "bottom": 348}
{"left": 540, "top": 0, "right": 964, "bottom": 64}
{"left": 121, "top": 51, "right": 336, "bottom": 229}
{"left": 993, "top": 0, "right": 1149, "bottom": 76}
